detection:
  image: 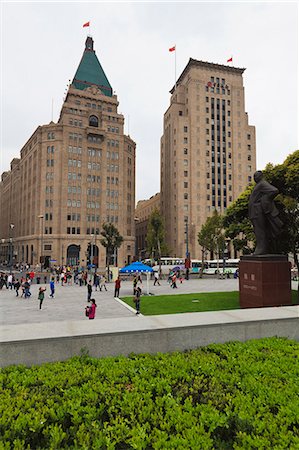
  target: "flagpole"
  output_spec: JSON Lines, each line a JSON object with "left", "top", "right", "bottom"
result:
{"left": 175, "top": 44, "right": 177, "bottom": 90}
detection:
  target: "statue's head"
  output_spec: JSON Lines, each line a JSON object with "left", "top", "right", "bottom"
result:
{"left": 253, "top": 171, "right": 263, "bottom": 183}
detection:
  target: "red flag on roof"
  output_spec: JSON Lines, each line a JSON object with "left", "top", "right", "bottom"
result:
{"left": 169, "top": 46, "right": 176, "bottom": 52}
{"left": 83, "top": 21, "right": 90, "bottom": 27}
{"left": 227, "top": 57, "right": 233, "bottom": 63}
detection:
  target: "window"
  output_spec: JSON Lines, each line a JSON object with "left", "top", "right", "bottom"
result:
{"left": 89, "top": 115, "right": 99, "bottom": 127}
{"left": 184, "top": 126, "right": 188, "bottom": 132}
{"left": 184, "top": 171, "right": 188, "bottom": 177}
{"left": 184, "top": 182, "right": 188, "bottom": 188}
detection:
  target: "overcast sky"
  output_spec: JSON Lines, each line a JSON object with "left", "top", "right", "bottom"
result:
{"left": 1, "top": 1, "right": 298, "bottom": 201}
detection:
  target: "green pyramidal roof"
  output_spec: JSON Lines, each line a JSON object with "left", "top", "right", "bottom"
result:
{"left": 73, "top": 36, "right": 113, "bottom": 97}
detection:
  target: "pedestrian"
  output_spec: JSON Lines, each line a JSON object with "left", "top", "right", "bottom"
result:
{"left": 153, "top": 271, "right": 160, "bottom": 286}
{"left": 7, "top": 274, "right": 13, "bottom": 290}
{"left": 14, "top": 279, "right": 21, "bottom": 297}
{"left": 38, "top": 287, "right": 46, "bottom": 309}
{"left": 87, "top": 280, "right": 93, "bottom": 301}
{"left": 114, "top": 276, "right": 121, "bottom": 297}
{"left": 94, "top": 273, "right": 100, "bottom": 291}
{"left": 88, "top": 299, "right": 97, "bottom": 319}
{"left": 133, "top": 274, "right": 138, "bottom": 294}
{"left": 100, "top": 275, "right": 107, "bottom": 291}
{"left": 60, "top": 272, "right": 65, "bottom": 286}
{"left": 171, "top": 273, "right": 178, "bottom": 289}
{"left": 24, "top": 279, "right": 31, "bottom": 298}
{"left": 49, "top": 277, "right": 55, "bottom": 298}
{"left": 133, "top": 286, "right": 142, "bottom": 315}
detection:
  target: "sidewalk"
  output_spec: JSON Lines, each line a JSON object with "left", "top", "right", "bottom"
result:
{"left": 0, "top": 278, "right": 244, "bottom": 326}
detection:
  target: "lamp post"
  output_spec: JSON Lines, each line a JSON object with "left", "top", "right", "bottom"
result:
{"left": 38, "top": 215, "right": 44, "bottom": 272}
{"left": 185, "top": 221, "right": 190, "bottom": 280}
{"left": 9, "top": 224, "right": 15, "bottom": 274}
{"left": 1, "top": 238, "right": 6, "bottom": 266}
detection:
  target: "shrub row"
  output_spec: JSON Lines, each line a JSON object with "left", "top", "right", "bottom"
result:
{"left": 0, "top": 337, "right": 299, "bottom": 449}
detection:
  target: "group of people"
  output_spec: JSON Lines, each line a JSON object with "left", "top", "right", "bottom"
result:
{"left": 0, "top": 273, "right": 34, "bottom": 298}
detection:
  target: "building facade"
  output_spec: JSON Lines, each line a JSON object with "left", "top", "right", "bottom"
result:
{"left": 0, "top": 37, "right": 136, "bottom": 269}
{"left": 135, "top": 193, "right": 160, "bottom": 259}
{"left": 160, "top": 59, "right": 256, "bottom": 259}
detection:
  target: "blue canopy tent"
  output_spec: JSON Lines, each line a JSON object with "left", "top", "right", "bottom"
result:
{"left": 119, "top": 261, "right": 153, "bottom": 295}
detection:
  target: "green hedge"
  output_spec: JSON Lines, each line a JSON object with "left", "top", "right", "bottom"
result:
{"left": 1, "top": 337, "right": 299, "bottom": 449}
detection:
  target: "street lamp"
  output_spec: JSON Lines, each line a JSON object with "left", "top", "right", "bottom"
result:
{"left": 38, "top": 215, "right": 44, "bottom": 272}
{"left": 1, "top": 238, "right": 5, "bottom": 266}
{"left": 184, "top": 220, "right": 191, "bottom": 280}
{"left": 9, "top": 224, "right": 14, "bottom": 274}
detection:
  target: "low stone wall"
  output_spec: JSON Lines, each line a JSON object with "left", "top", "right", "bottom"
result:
{"left": 1, "top": 307, "right": 298, "bottom": 367}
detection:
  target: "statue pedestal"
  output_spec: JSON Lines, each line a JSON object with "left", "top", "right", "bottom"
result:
{"left": 239, "top": 255, "right": 292, "bottom": 308}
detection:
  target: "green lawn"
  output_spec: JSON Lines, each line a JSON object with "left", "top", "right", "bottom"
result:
{"left": 121, "top": 290, "right": 298, "bottom": 315}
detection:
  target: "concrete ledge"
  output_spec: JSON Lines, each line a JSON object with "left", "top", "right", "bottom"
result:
{"left": 1, "top": 306, "right": 298, "bottom": 367}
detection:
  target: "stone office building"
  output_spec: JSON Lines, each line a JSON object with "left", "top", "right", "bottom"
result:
{"left": 0, "top": 36, "right": 136, "bottom": 269}
{"left": 160, "top": 58, "right": 256, "bottom": 259}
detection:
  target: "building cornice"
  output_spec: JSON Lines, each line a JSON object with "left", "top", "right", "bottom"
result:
{"left": 170, "top": 58, "right": 246, "bottom": 93}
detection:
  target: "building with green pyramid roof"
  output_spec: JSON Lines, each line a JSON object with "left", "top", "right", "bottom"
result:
{"left": 0, "top": 36, "right": 136, "bottom": 270}
{"left": 73, "top": 36, "right": 113, "bottom": 97}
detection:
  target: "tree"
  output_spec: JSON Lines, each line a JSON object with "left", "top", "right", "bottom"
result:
{"left": 197, "top": 211, "right": 225, "bottom": 277}
{"left": 146, "top": 209, "right": 168, "bottom": 273}
{"left": 99, "top": 223, "right": 123, "bottom": 277}
{"left": 223, "top": 150, "right": 299, "bottom": 292}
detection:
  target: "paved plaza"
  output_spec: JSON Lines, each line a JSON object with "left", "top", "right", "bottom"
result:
{"left": 0, "top": 276, "right": 245, "bottom": 326}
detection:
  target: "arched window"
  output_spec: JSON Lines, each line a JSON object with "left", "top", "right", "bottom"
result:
{"left": 89, "top": 115, "right": 99, "bottom": 127}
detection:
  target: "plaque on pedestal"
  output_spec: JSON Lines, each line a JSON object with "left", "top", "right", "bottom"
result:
{"left": 239, "top": 255, "right": 291, "bottom": 308}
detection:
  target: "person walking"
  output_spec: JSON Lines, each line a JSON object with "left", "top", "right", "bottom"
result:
{"left": 134, "top": 286, "right": 142, "bottom": 315}
{"left": 94, "top": 273, "right": 100, "bottom": 291}
{"left": 7, "top": 274, "right": 13, "bottom": 290}
{"left": 153, "top": 271, "right": 160, "bottom": 286}
{"left": 24, "top": 279, "right": 31, "bottom": 298}
{"left": 49, "top": 277, "right": 55, "bottom": 298}
{"left": 100, "top": 275, "right": 107, "bottom": 291}
{"left": 171, "top": 273, "right": 178, "bottom": 289}
{"left": 14, "top": 279, "right": 21, "bottom": 297}
{"left": 88, "top": 299, "right": 97, "bottom": 319}
{"left": 114, "top": 276, "right": 121, "bottom": 297}
{"left": 87, "top": 280, "right": 93, "bottom": 302}
{"left": 38, "top": 287, "right": 46, "bottom": 309}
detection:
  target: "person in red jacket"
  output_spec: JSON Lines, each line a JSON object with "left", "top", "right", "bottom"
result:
{"left": 114, "top": 276, "right": 121, "bottom": 297}
{"left": 88, "top": 299, "right": 97, "bottom": 319}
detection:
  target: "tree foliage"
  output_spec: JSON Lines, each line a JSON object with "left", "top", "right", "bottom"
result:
{"left": 146, "top": 209, "right": 168, "bottom": 260}
{"left": 100, "top": 223, "right": 123, "bottom": 271}
{"left": 197, "top": 211, "right": 225, "bottom": 277}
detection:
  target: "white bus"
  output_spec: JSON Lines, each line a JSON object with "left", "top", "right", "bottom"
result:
{"left": 190, "top": 260, "right": 209, "bottom": 274}
{"left": 143, "top": 257, "right": 185, "bottom": 275}
{"left": 204, "top": 259, "right": 239, "bottom": 275}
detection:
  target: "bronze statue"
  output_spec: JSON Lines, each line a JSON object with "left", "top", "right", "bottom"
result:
{"left": 248, "top": 171, "right": 283, "bottom": 255}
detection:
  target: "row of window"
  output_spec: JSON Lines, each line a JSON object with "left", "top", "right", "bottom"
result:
{"left": 107, "top": 126, "right": 119, "bottom": 133}
{"left": 69, "top": 119, "right": 83, "bottom": 127}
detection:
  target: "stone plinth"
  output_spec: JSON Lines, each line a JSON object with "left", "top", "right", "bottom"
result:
{"left": 239, "top": 255, "right": 292, "bottom": 308}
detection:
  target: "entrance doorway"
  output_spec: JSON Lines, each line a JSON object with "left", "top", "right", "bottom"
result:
{"left": 67, "top": 244, "right": 80, "bottom": 266}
